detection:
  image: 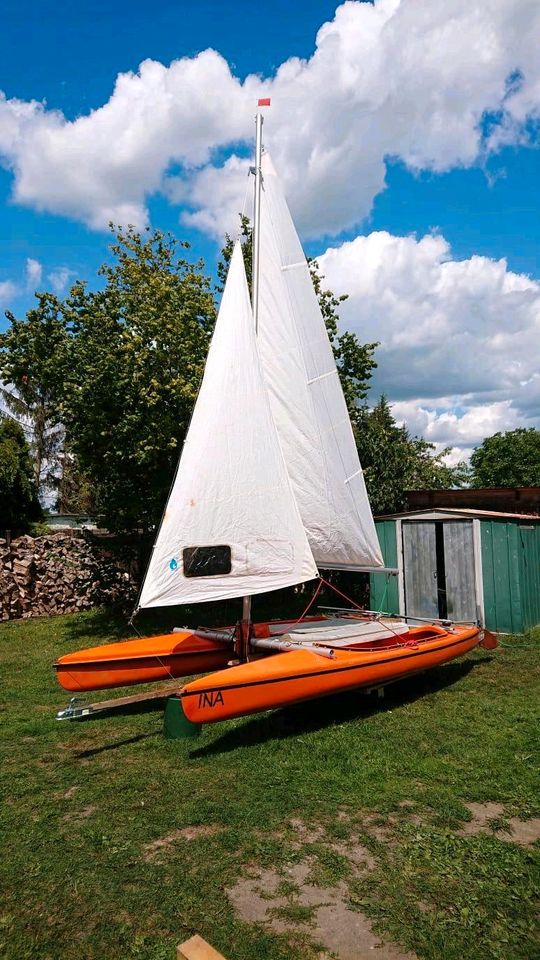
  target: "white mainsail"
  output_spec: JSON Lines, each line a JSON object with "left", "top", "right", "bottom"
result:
{"left": 138, "top": 242, "right": 318, "bottom": 609}
{"left": 257, "top": 152, "right": 383, "bottom": 570}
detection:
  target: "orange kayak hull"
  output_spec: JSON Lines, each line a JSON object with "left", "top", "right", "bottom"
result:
{"left": 54, "top": 632, "right": 232, "bottom": 692}
{"left": 180, "top": 625, "right": 484, "bottom": 724}
{"left": 53, "top": 616, "right": 328, "bottom": 693}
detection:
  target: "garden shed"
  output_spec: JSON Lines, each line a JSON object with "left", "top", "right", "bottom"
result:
{"left": 369, "top": 508, "right": 540, "bottom": 634}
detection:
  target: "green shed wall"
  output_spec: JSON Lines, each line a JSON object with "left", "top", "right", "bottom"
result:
{"left": 517, "top": 523, "right": 540, "bottom": 630}
{"left": 480, "top": 520, "right": 540, "bottom": 633}
{"left": 370, "top": 520, "right": 400, "bottom": 615}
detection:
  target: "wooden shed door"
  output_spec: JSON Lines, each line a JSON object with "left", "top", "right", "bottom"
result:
{"left": 403, "top": 519, "right": 476, "bottom": 621}
{"left": 442, "top": 521, "right": 476, "bottom": 621}
{"left": 402, "top": 521, "right": 439, "bottom": 620}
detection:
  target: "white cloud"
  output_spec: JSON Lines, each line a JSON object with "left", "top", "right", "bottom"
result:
{"left": 0, "top": 0, "right": 539, "bottom": 235}
{"left": 0, "top": 51, "right": 250, "bottom": 230}
{"left": 390, "top": 398, "right": 525, "bottom": 464}
{"left": 48, "top": 266, "right": 74, "bottom": 294}
{"left": 0, "top": 279, "right": 18, "bottom": 311}
{"left": 318, "top": 229, "right": 540, "bottom": 459}
{"left": 26, "top": 257, "right": 42, "bottom": 289}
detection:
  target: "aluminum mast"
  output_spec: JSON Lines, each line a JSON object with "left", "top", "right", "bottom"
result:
{"left": 240, "top": 103, "right": 266, "bottom": 658}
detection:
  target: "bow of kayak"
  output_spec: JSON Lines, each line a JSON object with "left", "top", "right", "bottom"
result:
{"left": 54, "top": 631, "right": 232, "bottom": 692}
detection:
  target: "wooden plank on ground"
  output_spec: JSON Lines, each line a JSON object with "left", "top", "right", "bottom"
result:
{"left": 177, "top": 934, "right": 228, "bottom": 960}
{"left": 86, "top": 685, "right": 180, "bottom": 713}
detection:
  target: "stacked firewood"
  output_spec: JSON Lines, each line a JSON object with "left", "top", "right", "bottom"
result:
{"left": 0, "top": 532, "right": 137, "bottom": 620}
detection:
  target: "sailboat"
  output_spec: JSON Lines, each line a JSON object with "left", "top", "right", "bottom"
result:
{"left": 55, "top": 106, "right": 495, "bottom": 725}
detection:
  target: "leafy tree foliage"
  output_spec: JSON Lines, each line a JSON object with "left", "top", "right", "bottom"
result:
{"left": 0, "top": 416, "right": 42, "bottom": 530}
{"left": 356, "top": 397, "right": 468, "bottom": 515}
{"left": 58, "top": 226, "right": 216, "bottom": 530}
{"left": 217, "top": 217, "right": 378, "bottom": 415}
{"left": 469, "top": 428, "right": 540, "bottom": 488}
{"left": 0, "top": 294, "right": 68, "bottom": 500}
{"left": 1, "top": 218, "right": 474, "bottom": 535}
{"left": 56, "top": 447, "right": 96, "bottom": 515}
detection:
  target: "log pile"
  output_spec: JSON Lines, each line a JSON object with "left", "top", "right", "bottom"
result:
{"left": 0, "top": 531, "right": 137, "bottom": 620}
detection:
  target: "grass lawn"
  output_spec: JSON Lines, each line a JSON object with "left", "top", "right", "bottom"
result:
{"left": 0, "top": 608, "right": 538, "bottom": 960}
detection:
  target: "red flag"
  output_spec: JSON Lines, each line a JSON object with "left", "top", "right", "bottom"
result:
{"left": 258, "top": 98, "right": 271, "bottom": 106}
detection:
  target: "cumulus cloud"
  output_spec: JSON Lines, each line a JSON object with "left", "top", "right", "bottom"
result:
{"left": 318, "top": 230, "right": 540, "bottom": 461}
{"left": 0, "top": 279, "right": 18, "bottom": 310}
{"left": 391, "top": 399, "right": 525, "bottom": 463}
{"left": 26, "top": 257, "right": 42, "bottom": 289}
{"left": 0, "top": 0, "right": 539, "bottom": 234}
{"left": 48, "top": 266, "right": 74, "bottom": 294}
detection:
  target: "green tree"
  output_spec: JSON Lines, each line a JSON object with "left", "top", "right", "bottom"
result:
{"left": 0, "top": 293, "right": 68, "bottom": 499}
{"left": 356, "top": 397, "right": 467, "bottom": 515}
{"left": 58, "top": 225, "right": 216, "bottom": 530}
{"left": 56, "top": 446, "right": 96, "bottom": 515}
{"left": 469, "top": 428, "right": 540, "bottom": 487}
{"left": 217, "top": 218, "right": 378, "bottom": 415}
{"left": 0, "top": 416, "right": 42, "bottom": 531}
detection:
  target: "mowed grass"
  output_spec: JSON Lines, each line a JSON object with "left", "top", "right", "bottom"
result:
{"left": 0, "top": 608, "right": 539, "bottom": 960}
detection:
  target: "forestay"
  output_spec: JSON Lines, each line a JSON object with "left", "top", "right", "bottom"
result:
{"left": 257, "top": 153, "right": 383, "bottom": 570}
{"left": 138, "top": 242, "right": 318, "bottom": 608}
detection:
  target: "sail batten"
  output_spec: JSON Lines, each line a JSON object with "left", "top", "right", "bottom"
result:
{"left": 257, "top": 152, "right": 383, "bottom": 570}
{"left": 138, "top": 242, "right": 318, "bottom": 609}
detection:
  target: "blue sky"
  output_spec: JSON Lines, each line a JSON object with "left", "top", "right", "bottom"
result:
{"left": 1, "top": 0, "right": 539, "bottom": 459}
{"left": 1, "top": 0, "right": 345, "bottom": 301}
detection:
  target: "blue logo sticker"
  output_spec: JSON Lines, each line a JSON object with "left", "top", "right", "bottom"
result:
{"left": 169, "top": 558, "right": 178, "bottom": 571}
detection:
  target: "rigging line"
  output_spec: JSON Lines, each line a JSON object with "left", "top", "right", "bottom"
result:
{"left": 127, "top": 611, "right": 142, "bottom": 637}
{"left": 318, "top": 574, "right": 413, "bottom": 647}
{"left": 376, "top": 574, "right": 391, "bottom": 617}
{"left": 320, "top": 574, "right": 425, "bottom": 650}
{"left": 292, "top": 577, "right": 325, "bottom": 625}
{"left": 318, "top": 575, "right": 364, "bottom": 611}
{"left": 154, "top": 653, "right": 183, "bottom": 686}
{"left": 370, "top": 577, "right": 413, "bottom": 644}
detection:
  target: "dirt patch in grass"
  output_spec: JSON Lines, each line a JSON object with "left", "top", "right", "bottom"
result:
{"left": 459, "top": 801, "right": 505, "bottom": 833}
{"left": 288, "top": 816, "right": 376, "bottom": 871}
{"left": 62, "top": 804, "right": 97, "bottom": 824}
{"left": 141, "top": 824, "right": 224, "bottom": 861}
{"left": 459, "top": 802, "right": 540, "bottom": 847}
{"left": 228, "top": 818, "right": 415, "bottom": 959}
{"left": 62, "top": 785, "right": 79, "bottom": 800}
{"left": 504, "top": 817, "right": 540, "bottom": 846}
{"left": 227, "top": 860, "right": 417, "bottom": 960}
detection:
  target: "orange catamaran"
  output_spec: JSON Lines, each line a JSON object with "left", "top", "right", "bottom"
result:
{"left": 55, "top": 106, "right": 495, "bottom": 728}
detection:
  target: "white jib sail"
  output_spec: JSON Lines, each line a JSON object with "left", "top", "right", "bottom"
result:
{"left": 138, "top": 242, "right": 318, "bottom": 609}
{"left": 257, "top": 153, "right": 383, "bottom": 570}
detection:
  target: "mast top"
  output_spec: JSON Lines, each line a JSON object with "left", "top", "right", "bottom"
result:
{"left": 252, "top": 101, "right": 268, "bottom": 334}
